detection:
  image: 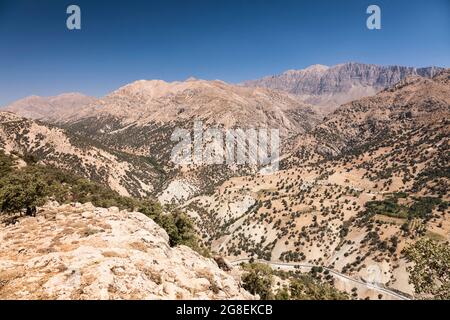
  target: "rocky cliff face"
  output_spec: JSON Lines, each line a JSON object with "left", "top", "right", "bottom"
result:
{"left": 0, "top": 202, "right": 253, "bottom": 300}
{"left": 243, "top": 62, "right": 443, "bottom": 110}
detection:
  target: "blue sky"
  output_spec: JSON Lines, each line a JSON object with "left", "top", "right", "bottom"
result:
{"left": 0, "top": 0, "right": 449, "bottom": 105}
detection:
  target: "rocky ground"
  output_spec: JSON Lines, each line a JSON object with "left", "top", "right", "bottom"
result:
{"left": 0, "top": 202, "right": 253, "bottom": 300}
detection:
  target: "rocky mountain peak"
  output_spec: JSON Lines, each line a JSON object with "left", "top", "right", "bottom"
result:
{"left": 242, "top": 62, "right": 444, "bottom": 111}
{"left": 302, "top": 64, "right": 329, "bottom": 73}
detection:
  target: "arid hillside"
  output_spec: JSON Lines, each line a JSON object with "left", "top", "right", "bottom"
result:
{"left": 184, "top": 70, "right": 450, "bottom": 297}
{"left": 0, "top": 111, "right": 161, "bottom": 197}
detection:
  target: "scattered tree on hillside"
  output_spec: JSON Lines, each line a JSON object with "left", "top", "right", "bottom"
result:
{"left": 403, "top": 238, "right": 450, "bottom": 299}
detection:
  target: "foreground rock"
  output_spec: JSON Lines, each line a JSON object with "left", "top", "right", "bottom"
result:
{"left": 0, "top": 202, "right": 253, "bottom": 300}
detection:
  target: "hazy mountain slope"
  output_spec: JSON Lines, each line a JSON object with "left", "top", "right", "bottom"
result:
{"left": 243, "top": 62, "right": 443, "bottom": 110}
{"left": 0, "top": 111, "right": 161, "bottom": 197}
{"left": 3, "top": 93, "right": 96, "bottom": 122}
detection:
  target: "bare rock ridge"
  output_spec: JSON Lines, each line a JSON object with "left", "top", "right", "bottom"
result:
{"left": 3, "top": 93, "right": 97, "bottom": 121}
{"left": 242, "top": 62, "right": 443, "bottom": 110}
{"left": 67, "top": 78, "right": 320, "bottom": 136}
{"left": 0, "top": 202, "right": 253, "bottom": 300}
{"left": 2, "top": 79, "right": 321, "bottom": 166}
{"left": 0, "top": 69, "right": 447, "bottom": 203}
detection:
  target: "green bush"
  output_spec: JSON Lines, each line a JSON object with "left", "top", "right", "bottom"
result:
{"left": 289, "top": 275, "right": 348, "bottom": 300}
{"left": 364, "top": 198, "right": 408, "bottom": 218}
{"left": 0, "top": 172, "right": 47, "bottom": 214}
{"left": 274, "top": 287, "right": 290, "bottom": 300}
{"left": 240, "top": 262, "right": 349, "bottom": 300}
{"left": 403, "top": 238, "right": 450, "bottom": 299}
{"left": 241, "top": 263, "right": 274, "bottom": 300}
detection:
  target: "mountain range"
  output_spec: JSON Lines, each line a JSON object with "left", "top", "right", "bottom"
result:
{"left": 243, "top": 62, "right": 443, "bottom": 111}
{"left": 0, "top": 62, "right": 448, "bottom": 299}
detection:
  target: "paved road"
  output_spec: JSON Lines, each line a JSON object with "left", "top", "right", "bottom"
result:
{"left": 229, "top": 258, "right": 411, "bottom": 300}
